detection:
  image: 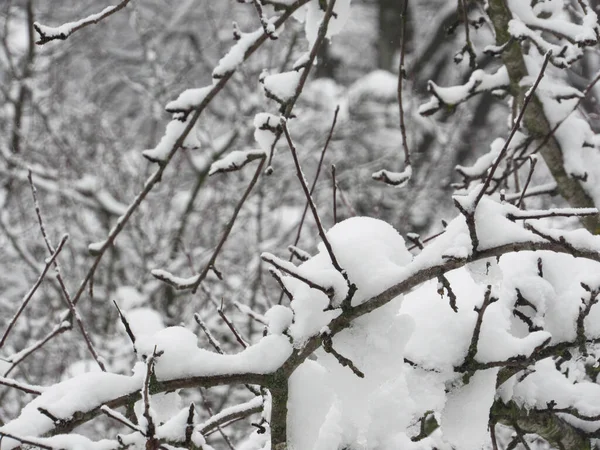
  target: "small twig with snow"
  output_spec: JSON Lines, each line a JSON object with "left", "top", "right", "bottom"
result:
{"left": 0, "top": 431, "right": 56, "bottom": 450}
{"left": 262, "top": 253, "right": 333, "bottom": 299}
{"left": 0, "top": 376, "right": 44, "bottom": 395}
{"left": 100, "top": 405, "right": 144, "bottom": 434}
{"left": 457, "top": 0, "right": 477, "bottom": 69}
{"left": 507, "top": 207, "right": 599, "bottom": 221}
{"left": 113, "top": 300, "right": 136, "bottom": 349}
{"left": 398, "top": 0, "right": 411, "bottom": 168}
{"left": 576, "top": 283, "right": 600, "bottom": 354}
{"left": 437, "top": 275, "right": 458, "bottom": 312}
{"left": 267, "top": 268, "right": 294, "bottom": 302}
{"left": 265, "top": 0, "right": 340, "bottom": 172}
{"left": 517, "top": 156, "right": 538, "bottom": 209}
{"left": 287, "top": 245, "right": 311, "bottom": 262}
{"left": 281, "top": 118, "right": 357, "bottom": 309}
{"left": 142, "top": 347, "right": 163, "bottom": 449}
{"left": 234, "top": 302, "right": 268, "bottom": 326}
{"left": 33, "top": 0, "right": 132, "bottom": 45}
{"left": 322, "top": 333, "right": 364, "bottom": 378}
{"left": 218, "top": 300, "right": 249, "bottom": 349}
{"left": 199, "top": 388, "right": 237, "bottom": 450}
{"left": 289, "top": 106, "right": 340, "bottom": 259}
{"left": 197, "top": 396, "right": 263, "bottom": 436}
{"left": 458, "top": 285, "right": 497, "bottom": 374}
{"left": 184, "top": 403, "right": 196, "bottom": 446}
{"left": 331, "top": 164, "right": 338, "bottom": 224}
{"left": 194, "top": 314, "right": 224, "bottom": 355}
{"left": 194, "top": 313, "right": 260, "bottom": 396}
{"left": 475, "top": 50, "right": 552, "bottom": 208}
{"left": 3, "top": 321, "right": 71, "bottom": 377}
{"left": 243, "top": 0, "right": 279, "bottom": 40}
{"left": 153, "top": 156, "right": 266, "bottom": 292}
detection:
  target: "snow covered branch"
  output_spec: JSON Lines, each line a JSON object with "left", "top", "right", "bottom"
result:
{"left": 33, "top": 0, "right": 132, "bottom": 45}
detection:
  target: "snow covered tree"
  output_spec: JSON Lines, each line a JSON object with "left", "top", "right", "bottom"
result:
{"left": 2, "top": 1, "right": 600, "bottom": 450}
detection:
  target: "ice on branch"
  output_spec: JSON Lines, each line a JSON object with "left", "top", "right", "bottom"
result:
{"left": 142, "top": 115, "right": 201, "bottom": 163}
{"left": 253, "top": 112, "right": 280, "bottom": 153}
{"left": 165, "top": 85, "right": 214, "bottom": 115}
{"left": 209, "top": 149, "right": 266, "bottom": 175}
{"left": 261, "top": 70, "right": 302, "bottom": 105}
{"left": 419, "top": 66, "right": 509, "bottom": 116}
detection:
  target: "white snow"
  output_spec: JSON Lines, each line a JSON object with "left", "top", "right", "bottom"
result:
{"left": 213, "top": 28, "right": 263, "bottom": 79}
{"left": 253, "top": 112, "right": 280, "bottom": 153}
{"left": 134, "top": 326, "right": 293, "bottom": 379}
{"left": 209, "top": 149, "right": 266, "bottom": 175}
{"left": 262, "top": 70, "right": 302, "bottom": 103}
{"left": 142, "top": 116, "right": 201, "bottom": 163}
{"left": 441, "top": 368, "right": 498, "bottom": 450}
{"left": 165, "top": 85, "right": 214, "bottom": 113}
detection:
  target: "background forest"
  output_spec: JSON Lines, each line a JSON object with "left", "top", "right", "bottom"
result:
{"left": 3, "top": 0, "right": 600, "bottom": 449}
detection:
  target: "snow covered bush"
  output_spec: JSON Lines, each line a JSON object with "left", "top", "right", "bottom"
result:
{"left": 2, "top": 1, "right": 600, "bottom": 450}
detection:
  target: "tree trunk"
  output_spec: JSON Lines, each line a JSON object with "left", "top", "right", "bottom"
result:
{"left": 487, "top": 0, "right": 600, "bottom": 233}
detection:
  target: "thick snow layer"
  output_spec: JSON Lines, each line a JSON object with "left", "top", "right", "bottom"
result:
{"left": 287, "top": 296, "right": 416, "bottom": 450}
{"left": 319, "top": 216, "right": 412, "bottom": 304}
{"left": 262, "top": 70, "right": 302, "bottom": 103}
{"left": 264, "top": 305, "right": 293, "bottom": 335}
{"left": 213, "top": 28, "right": 263, "bottom": 79}
{"left": 253, "top": 113, "right": 280, "bottom": 153}
{"left": 134, "top": 326, "right": 292, "bottom": 379}
{"left": 501, "top": 359, "right": 600, "bottom": 417}
{"left": 0, "top": 371, "right": 144, "bottom": 450}
{"left": 441, "top": 368, "right": 498, "bottom": 450}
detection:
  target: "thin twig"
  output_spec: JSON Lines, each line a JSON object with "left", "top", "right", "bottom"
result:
{"left": 188, "top": 157, "right": 266, "bottom": 293}
{"left": 4, "top": 321, "right": 70, "bottom": 377}
{"left": 0, "top": 431, "right": 55, "bottom": 450}
{"left": 199, "top": 389, "right": 237, "bottom": 450}
{"left": 28, "top": 172, "right": 106, "bottom": 371}
{"left": 289, "top": 106, "right": 340, "bottom": 254}
{"left": 397, "top": 0, "right": 411, "bottom": 167}
{"left": 0, "top": 375, "right": 44, "bottom": 395}
{"left": 0, "top": 235, "right": 68, "bottom": 349}
{"left": 262, "top": 253, "right": 333, "bottom": 298}
{"left": 100, "top": 405, "right": 144, "bottom": 434}
{"left": 331, "top": 164, "right": 338, "bottom": 224}
{"left": 517, "top": 156, "right": 537, "bottom": 209}
{"left": 218, "top": 301, "right": 249, "bottom": 349}
{"left": 475, "top": 50, "right": 552, "bottom": 208}
{"left": 281, "top": 119, "right": 357, "bottom": 308}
